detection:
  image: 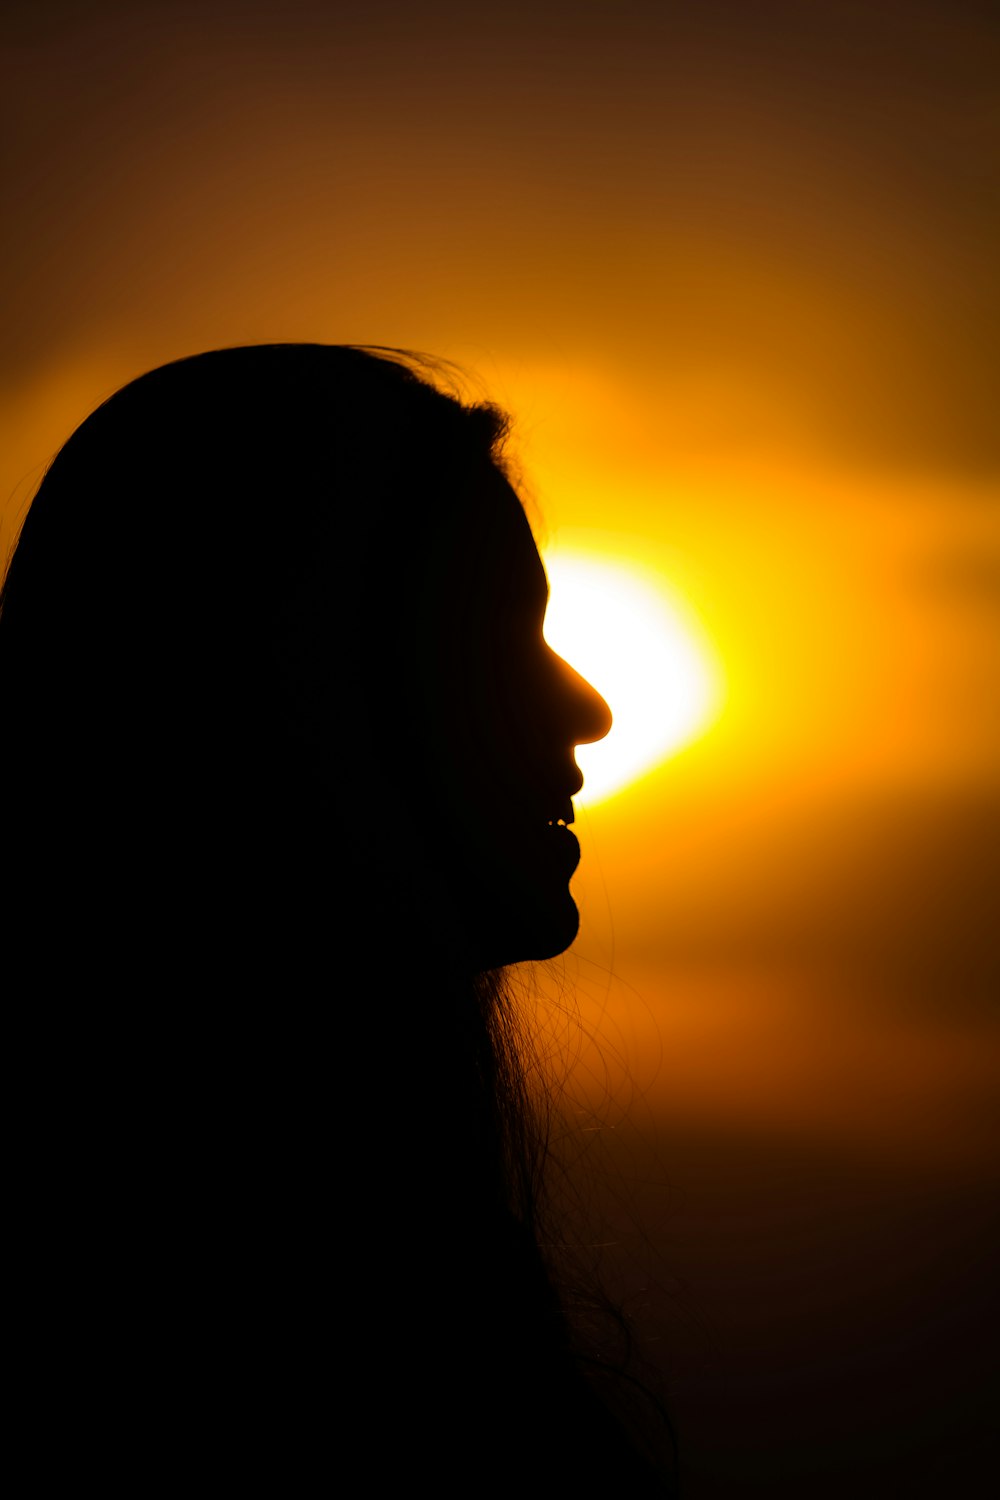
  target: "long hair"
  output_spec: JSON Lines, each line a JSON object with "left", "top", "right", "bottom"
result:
{"left": 3, "top": 345, "right": 673, "bottom": 1490}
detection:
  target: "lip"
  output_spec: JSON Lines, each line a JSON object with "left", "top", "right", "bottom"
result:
{"left": 488, "top": 782, "right": 582, "bottom": 849}
{"left": 547, "top": 796, "right": 575, "bottom": 827}
{"left": 540, "top": 779, "right": 582, "bottom": 827}
{"left": 540, "top": 819, "right": 581, "bottom": 875}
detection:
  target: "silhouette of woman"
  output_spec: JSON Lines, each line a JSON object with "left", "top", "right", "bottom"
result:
{"left": 2, "top": 346, "right": 672, "bottom": 1491}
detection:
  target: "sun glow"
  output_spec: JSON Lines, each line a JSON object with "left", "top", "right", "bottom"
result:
{"left": 543, "top": 550, "right": 721, "bottom": 805}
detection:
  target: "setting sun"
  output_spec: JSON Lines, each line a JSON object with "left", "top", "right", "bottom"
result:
{"left": 542, "top": 549, "right": 722, "bottom": 805}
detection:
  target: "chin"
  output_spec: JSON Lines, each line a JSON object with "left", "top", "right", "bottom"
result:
{"left": 435, "top": 818, "right": 586, "bottom": 972}
{"left": 467, "top": 886, "right": 581, "bottom": 972}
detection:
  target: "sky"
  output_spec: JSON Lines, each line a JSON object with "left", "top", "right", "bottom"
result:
{"left": 3, "top": 3, "right": 998, "bottom": 1493}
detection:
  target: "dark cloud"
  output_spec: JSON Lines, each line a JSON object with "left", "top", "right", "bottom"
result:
{"left": 622, "top": 787, "right": 1000, "bottom": 1024}
{"left": 2, "top": 0, "right": 997, "bottom": 473}
{"left": 916, "top": 547, "right": 1000, "bottom": 605}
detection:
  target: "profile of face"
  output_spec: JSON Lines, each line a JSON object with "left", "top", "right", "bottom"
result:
{"left": 404, "top": 467, "right": 611, "bottom": 972}
{"left": 0, "top": 343, "right": 609, "bottom": 978}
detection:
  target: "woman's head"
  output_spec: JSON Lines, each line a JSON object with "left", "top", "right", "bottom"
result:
{"left": 1, "top": 344, "right": 609, "bottom": 972}
{"left": 4, "top": 345, "right": 677, "bottom": 1493}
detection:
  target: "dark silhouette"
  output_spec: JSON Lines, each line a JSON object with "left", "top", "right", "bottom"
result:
{"left": 3, "top": 346, "right": 672, "bottom": 1491}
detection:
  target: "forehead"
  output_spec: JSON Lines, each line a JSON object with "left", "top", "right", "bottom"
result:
{"left": 470, "top": 470, "right": 547, "bottom": 609}
{"left": 414, "top": 464, "right": 548, "bottom": 637}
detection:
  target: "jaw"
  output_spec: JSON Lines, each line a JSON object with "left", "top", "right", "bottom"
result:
{"left": 456, "top": 868, "right": 582, "bottom": 973}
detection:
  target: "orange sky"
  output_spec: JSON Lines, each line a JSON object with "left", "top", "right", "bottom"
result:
{"left": 3, "top": 3, "right": 998, "bottom": 1490}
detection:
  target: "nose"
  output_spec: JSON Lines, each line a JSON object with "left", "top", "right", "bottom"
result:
{"left": 550, "top": 650, "right": 612, "bottom": 747}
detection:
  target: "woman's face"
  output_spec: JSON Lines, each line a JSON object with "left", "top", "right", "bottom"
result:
{"left": 410, "top": 468, "right": 611, "bottom": 971}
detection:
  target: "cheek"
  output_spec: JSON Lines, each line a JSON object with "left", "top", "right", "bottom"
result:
{"left": 405, "top": 661, "right": 581, "bottom": 967}
{"left": 415, "top": 636, "right": 514, "bottom": 784}
{"left": 406, "top": 617, "right": 554, "bottom": 866}
{"left": 461, "top": 633, "right": 551, "bottom": 780}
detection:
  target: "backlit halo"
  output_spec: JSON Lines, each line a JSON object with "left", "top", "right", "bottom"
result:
{"left": 543, "top": 550, "right": 721, "bottom": 804}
